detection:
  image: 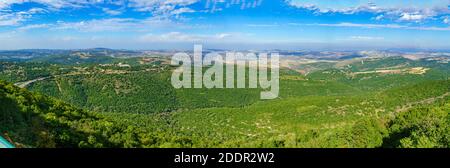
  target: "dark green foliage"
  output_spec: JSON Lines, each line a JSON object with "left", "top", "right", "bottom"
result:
{"left": 324, "top": 118, "right": 389, "bottom": 148}
{"left": 0, "top": 80, "right": 167, "bottom": 147}
{"left": 383, "top": 98, "right": 450, "bottom": 148}
{"left": 0, "top": 62, "right": 54, "bottom": 82}
{"left": 0, "top": 56, "right": 449, "bottom": 148}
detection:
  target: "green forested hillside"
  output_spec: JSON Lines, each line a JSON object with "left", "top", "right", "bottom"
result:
{"left": 0, "top": 56, "right": 449, "bottom": 148}
{"left": 0, "top": 80, "right": 125, "bottom": 147}
{"left": 1, "top": 79, "right": 218, "bottom": 148}
{"left": 1, "top": 79, "right": 448, "bottom": 148}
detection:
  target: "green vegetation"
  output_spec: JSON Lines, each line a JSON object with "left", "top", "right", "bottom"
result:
{"left": 383, "top": 98, "right": 450, "bottom": 148}
{"left": 1, "top": 79, "right": 448, "bottom": 148}
{"left": 0, "top": 56, "right": 449, "bottom": 148}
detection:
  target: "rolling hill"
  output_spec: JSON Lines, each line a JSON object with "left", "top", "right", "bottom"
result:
{"left": 0, "top": 53, "right": 449, "bottom": 148}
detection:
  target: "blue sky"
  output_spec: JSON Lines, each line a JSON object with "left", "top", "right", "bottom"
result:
{"left": 1, "top": 0, "right": 450, "bottom": 50}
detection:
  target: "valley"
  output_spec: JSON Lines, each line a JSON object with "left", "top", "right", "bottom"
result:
{"left": 0, "top": 49, "right": 449, "bottom": 148}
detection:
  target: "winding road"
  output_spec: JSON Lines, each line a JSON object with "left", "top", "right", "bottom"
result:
{"left": 14, "top": 77, "right": 50, "bottom": 88}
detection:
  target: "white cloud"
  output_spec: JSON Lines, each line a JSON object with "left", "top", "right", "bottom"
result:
{"left": 204, "top": 0, "right": 263, "bottom": 12}
{"left": 28, "top": 8, "right": 47, "bottom": 14}
{"left": 0, "top": 0, "right": 199, "bottom": 21}
{"left": 171, "top": 7, "right": 195, "bottom": 15}
{"left": 50, "top": 18, "right": 166, "bottom": 32}
{"left": 17, "top": 24, "right": 50, "bottom": 31}
{"left": 139, "top": 32, "right": 235, "bottom": 42}
{"left": 294, "top": 22, "right": 450, "bottom": 31}
{"left": 140, "top": 32, "right": 200, "bottom": 42}
{"left": 102, "top": 8, "right": 123, "bottom": 16}
{"left": 0, "top": 0, "right": 199, "bottom": 28}
{"left": 374, "top": 15, "right": 384, "bottom": 20}
{"left": 53, "top": 18, "right": 137, "bottom": 32}
{"left": 399, "top": 13, "right": 426, "bottom": 21}
{"left": 299, "top": 22, "right": 407, "bottom": 29}
{"left": 350, "top": 36, "right": 384, "bottom": 41}
{"left": 46, "top": 16, "right": 183, "bottom": 33}
{"left": 246, "top": 24, "right": 279, "bottom": 27}
{"left": 288, "top": 0, "right": 449, "bottom": 13}
{"left": 444, "top": 16, "right": 450, "bottom": 24}
{"left": 0, "top": 7, "right": 44, "bottom": 26}
{"left": 0, "top": 0, "right": 88, "bottom": 10}
{"left": 288, "top": 0, "right": 450, "bottom": 22}
{"left": 217, "top": 33, "right": 232, "bottom": 39}
{"left": 127, "top": 0, "right": 199, "bottom": 18}
{"left": 0, "top": 13, "right": 25, "bottom": 26}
